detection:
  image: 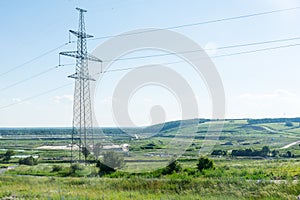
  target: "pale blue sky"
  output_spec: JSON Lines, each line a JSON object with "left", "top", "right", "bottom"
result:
{"left": 1, "top": 0, "right": 300, "bottom": 127}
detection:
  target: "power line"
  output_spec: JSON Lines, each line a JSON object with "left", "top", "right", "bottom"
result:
{"left": 2, "top": 6, "right": 299, "bottom": 79}
{"left": 1, "top": 37, "right": 299, "bottom": 101}
{"left": 2, "top": 36, "right": 299, "bottom": 91}
{"left": 0, "top": 43, "right": 70, "bottom": 78}
{"left": 90, "top": 6, "right": 300, "bottom": 41}
{"left": 0, "top": 67, "right": 57, "bottom": 92}
{"left": 214, "top": 43, "right": 300, "bottom": 58}
{"left": 98, "top": 42, "right": 300, "bottom": 74}
{"left": 215, "top": 37, "right": 300, "bottom": 50}
{"left": 1, "top": 41, "right": 299, "bottom": 111}
{"left": 101, "top": 37, "right": 300, "bottom": 63}
{"left": 2, "top": 6, "right": 300, "bottom": 110}
{"left": 0, "top": 63, "right": 74, "bottom": 92}
{"left": 0, "top": 83, "right": 73, "bottom": 110}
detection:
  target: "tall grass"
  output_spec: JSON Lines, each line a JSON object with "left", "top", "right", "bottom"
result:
{"left": 0, "top": 175, "right": 299, "bottom": 199}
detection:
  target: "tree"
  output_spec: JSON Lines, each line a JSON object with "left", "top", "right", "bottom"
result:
{"left": 245, "top": 149, "right": 253, "bottom": 156}
{"left": 285, "top": 121, "right": 294, "bottom": 127}
{"left": 211, "top": 150, "right": 227, "bottom": 156}
{"left": 93, "top": 143, "right": 103, "bottom": 159}
{"left": 261, "top": 146, "right": 270, "bottom": 157}
{"left": 96, "top": 160, "right": 115, "bottom": 174}
{"left": 197, "top": 157, "right": 214, "bottom": 172}
{"left": 271, "top": 150, "right": 279, "bottom": 157}
{"left": 3, "top": 150, "right": 15, "bottom": 162}
{"left": 96, "top": 151, "right": 124, "bottom": 174}
{"left": 19, "top": 156, "right": 38, "bottom": 166}
{"left": 81, "top": 147, "right": 90, "bottom": 160}
{"left": 103, "top": 151, "right": 124, "bottom": 169}
{"left": 162, "top": 159, "right": 182, "bottom": 175}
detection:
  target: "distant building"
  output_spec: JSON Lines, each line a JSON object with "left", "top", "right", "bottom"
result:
{"left": 102, "top": 144, "right": 129, "bottom": 152}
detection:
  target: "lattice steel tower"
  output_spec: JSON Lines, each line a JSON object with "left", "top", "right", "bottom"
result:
{"left": 60, "top": 8, "right": 102, "bottom": 163}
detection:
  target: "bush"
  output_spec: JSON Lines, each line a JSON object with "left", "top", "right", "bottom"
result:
{"left": 197, "top": 157, "right": 214, "bottom": 172}
{"left": 96, "top": 151, "right": 124, "bottom": 175}
{"left": 286, "top": 151, "right": 292, "bottom": 158}
{"left": 211, "top": 149, "right": 227, "bottom": 156}
{"left": 96, "top": 160, "right": 115, "bottom": 175}
{"left": 102, "top": 151, "right": 124, "bottom": 169}
{"left": 3, "top": 150, "right": 15, "bottom": 162}
{"left": 162, "top": 159, "right": 182, "bottom": 175}
{"left": 52, "top": 165, "right": 63, "bottom": 172}
{"left": 285, "top": 121, "right": 294, "bottom": 127}
{"left": 231, "top": 146, "right": 270, "bottom": 157}
{"left": 70, "top": 163, "right": 83, "bottom": 173}
{"left": 57, "top": 164, "right": 93, "bottom": 177}
{"left": 19, "top": 156, "right": 38, "bottom": 166}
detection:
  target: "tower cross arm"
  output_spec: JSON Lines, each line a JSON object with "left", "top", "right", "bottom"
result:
{"left": 76, "top": 7, "right": 87, "bottom": 12}
{"left": 69, "top": 30, "right": 93, "bottom": 39}
{"left": 68, "top": 73, "right": 96, "bottom": 81}
{"left": 87, "top": 54, "right": 102, "bottom": 62}
{"left": 60, "top": 51, "right": 102, "bottom": 62}
{"left": 59, "top": 51, "right": 80, "bottom": 59}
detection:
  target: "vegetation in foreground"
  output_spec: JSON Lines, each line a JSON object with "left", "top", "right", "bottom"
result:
{"left": 1, "top": 118, "right": 300, "bottom": 199}
{"left": 1, "top": 174, "right": 300, "bottom": 200}
{"left": 1, "top": 156, "right": 300, "bottom": 199}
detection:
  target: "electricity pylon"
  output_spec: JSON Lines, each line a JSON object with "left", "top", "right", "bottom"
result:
{"left": 59, "top": 8, "right": 102, "bottom": 163}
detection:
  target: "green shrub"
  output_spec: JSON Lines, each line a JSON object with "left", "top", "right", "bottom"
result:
{"left": 69, "top": 163, "right": 83, "bottom": 175}
{"left": 19, "top": 156, "right": 38, "bottom": 166}
{"left": 197, "top": 157, "right": 214, "bottom": 172}
{"left": 96, "top": 151, "right": 124, "bottom": 175}
{"left": 162, "top": 159, "right": 182, "bottom": 175}
{"left": 96, "top": 160, "right": 115, "bottom": 175}
{"left": 211, "top": 150, "right": 227, "bottom": 156}
{"left": 285, "top": 121, "right": 294, "bottom": 127}
{"left": 3, "top": 150, "right": 15, "bottom": 162}
{"left": 51, "top": 165, "right": 63, "bottom": 172}
{"left": 104, "top": 151, "right": 124, "bottom": 169}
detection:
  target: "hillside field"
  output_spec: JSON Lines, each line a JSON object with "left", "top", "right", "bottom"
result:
{"left": 1, "top": 118, "right": 300, "bottom": 199}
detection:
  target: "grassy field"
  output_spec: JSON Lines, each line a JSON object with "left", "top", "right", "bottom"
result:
{"left": 1, "top": 175, "right": 300, "bottom": 199}
{"left": 1, "top": 118, "right": 300, "bottom": 199}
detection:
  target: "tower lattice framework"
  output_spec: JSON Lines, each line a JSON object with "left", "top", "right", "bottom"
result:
{"left": 60, "top": 8, "right": 102, "bottom": 163}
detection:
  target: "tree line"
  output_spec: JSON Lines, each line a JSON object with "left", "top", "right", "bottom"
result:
{"left": 211, "top": 146, "right": 295, "bottom": 158}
